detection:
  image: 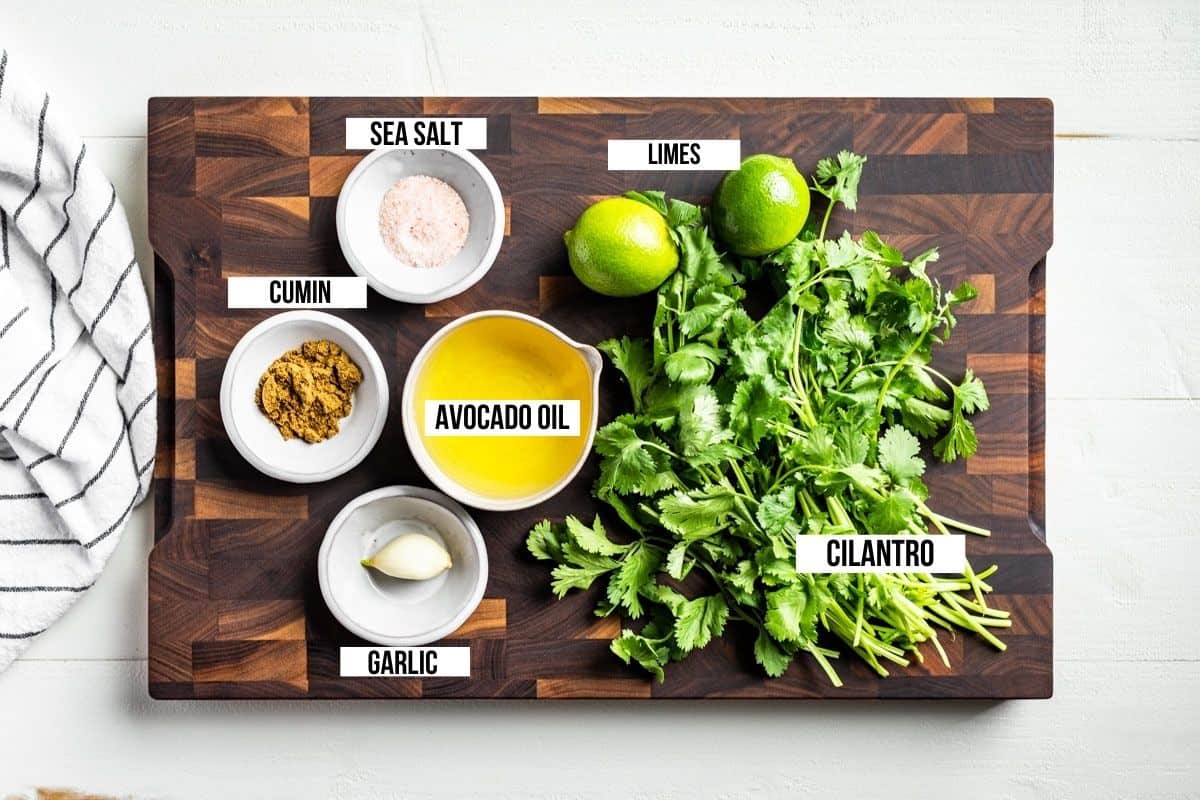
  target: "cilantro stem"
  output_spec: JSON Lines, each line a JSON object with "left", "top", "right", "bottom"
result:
{"left": 952, "top": 596, "right": 1009, "bottom": 619}
{"left": 806, "top": 645, "right": 843, "bottom": 687}
{"left": 728, "top": 459, "right": 756, "bottom": 500}
{"left": 805, "top": 364, "right": 824, "bottom": 406}
{"left": 825, "top": 602, "right": 909, "bottom": 668}
{"left": 894, "top": 576, "right": 972, "bottom": 592}
{"left": 974, "top": 564, "right": 999, "bottom": 581}
{"left": 818, "top": 198, "right": 835, "bottom": 241}
{"left": 791, "top": 266, "right": 839, "bottom": 297}
{"left": 836, "top": 359, "right": 897, "bottom": 392}
{"left": 929, "top": 597, "right": 1007, "bottom": 650}
{"left": 928, "top": 634, "right": 950, "bottom": 669}
{"left": 676, "top": 273, "right": 688, "bottom": 350}
{"left": 837, "top": 359, "right": 961, "bottom": 397}
{"left": 788, "top": 308, "right": 819, "bottom": 429}
{"left": 917, "top": 502, "right": 989, "bottom": 606}
{"left": 797, "top": 489, "right": 820, "bottom": 517}
{"left": 927, "top": 511, "right": 990, "bottom": 537}
{"left": 874, "top": 323, "right": 932, "bottom": 418}
{"left": 826, "top": 495, "right": 857, "bottom": 531}
{"left": 852, "top": 574, "right": 866, "bottom": 647}
{"left": 768, "top": 419, "right": 806, "bottom": 438}
{"left": 836, "top": 488, "right": 996, "bottom": 631}
{"left": 781, "top": 399, "right": 809, "bottom": 425}
{"left": 645, "top": 439, "right": 685, "bottom": 462}
{"left": 916, "top": 363, "right": 959, "bottom": 390}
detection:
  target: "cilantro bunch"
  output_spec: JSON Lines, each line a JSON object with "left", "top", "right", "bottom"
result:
{"left": 527, "top": 152, "right": 1010, "bottom": 685}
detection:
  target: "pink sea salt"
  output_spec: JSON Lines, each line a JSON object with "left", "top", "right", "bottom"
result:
{"left": 378, "top": 175, "right": 470, "bottom": 268}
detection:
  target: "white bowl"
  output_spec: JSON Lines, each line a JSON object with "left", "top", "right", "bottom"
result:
{"left": 400, "top": 310, "right": 603, "bottom": 512}
{"left": 336, "top": 148, "right": 505, "bottom": 304}
{"left": 219, "top": 310, "right": 388, "bottom": 483}
{"left": 318, "top": 486, "right": 488, "bottom": 647}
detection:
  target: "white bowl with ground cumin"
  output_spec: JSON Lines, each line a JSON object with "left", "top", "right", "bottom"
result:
{"left": 336, "top": 148, "right": 505, "bottom": 304}
{"left": 219, "top": 311, "right": 389, "bottom": 484}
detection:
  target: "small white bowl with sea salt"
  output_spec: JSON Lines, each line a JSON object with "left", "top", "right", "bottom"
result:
{"left": 336, "top": 148, "right": 505, "bottom": 304}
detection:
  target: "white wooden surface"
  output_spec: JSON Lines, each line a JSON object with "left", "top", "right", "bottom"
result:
{"left": 1, "top": 1, "right": 1198, "bottom": 797}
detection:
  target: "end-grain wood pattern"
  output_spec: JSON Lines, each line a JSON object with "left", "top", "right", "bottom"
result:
{"left": 148, "top": 97, "right": 1052, "bottom": 699}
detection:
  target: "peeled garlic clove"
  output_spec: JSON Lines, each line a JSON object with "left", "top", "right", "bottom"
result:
{"left": 361, "top": 532, "right": 452, "bottom": 580}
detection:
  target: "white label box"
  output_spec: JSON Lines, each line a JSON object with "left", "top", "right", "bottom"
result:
{"left": 339, "top": 647, "right": 471, "bottom": 678}
{"left": 345, "top": 117, "right": 488, "bottom": 150}
{"left": 226, "top": 276, "right": 367, "bottom": 309}
{"left": 423, "top": 400, "right": 581, "bottom": 437}
{"left": 608, "top": 139, "right": 742, "bottom": 171}
{"left": 795, "top": 535, "right": 967, "bottom": 574}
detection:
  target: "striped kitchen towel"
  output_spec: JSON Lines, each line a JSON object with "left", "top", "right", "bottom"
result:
{"left": 0, "top": 49, "right": 155, "bottom": 670}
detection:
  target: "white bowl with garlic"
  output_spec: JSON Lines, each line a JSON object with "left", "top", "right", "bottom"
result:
{"left": 317, "top": 485, "right": 488, "bottom": 647}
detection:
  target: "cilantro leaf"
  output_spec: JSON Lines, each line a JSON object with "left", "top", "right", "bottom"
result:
{"left": 908, "top": 247, "right": 940, "bottom": 280}
{"left": 934, "top": 413, "right": 978, "bottom": 462}
{"left": 673, "top": 595, "right": 729, "bottom": 653}
{"left": 623, "top": 189, "right": 668, "bottom": 216}
{"left": 901, "top": 397, "right": 952, "bottom": 437}
{"left": 757, "top": 550, "right": 799, "bottom": 587}
{"left": 755, "top": 485, "right": 797, "bottom": 535}
{"left": 724, "top": 560, "right": 759, "bottom": 606}
{"left": 606, "top": 541, "right": 661, "bottom": 619}
{"left": 867, "top": 488, "right": 917, "bottom": 534}
{"left": 861, "top": 230, "right": 904, "bottom": 265}
{"left": 665, "top": 542, "right": 690, "bottom": 580}
{"left": 765, "top": 585, "right": 817, "bottom": 646}
{"left": 599, "top": 337, "right": 655, "bottom": 411}
{"left": 799, "top": 425, "right": 837, "bottom": 466}
{"left": 659, "top": 487, "right": 737, "bottom": 540}
{"left": 947, "top": 282, "right": 979, "bottom": 306}
{"left": 676, "top": 385, "right": 734, "bottom": 460}
{"left": 664, "top": 342, "right": 723, "bottom": 384}
{"left": 877, "top": 426, "right": 926, "bottom": 483}
{"left": 754, "top": 629, "right": 792, "bottom": 678}
{"left": 551, "top": 559, "right": 616, "bottom": 598}
{"left": 643, "top": 583, "right": 687, "bottom": 615}
{"left": 566, "top": 515, "right": 627, "bottom": 557}
{"left": 813, "top": 150, "right": 867, "bottom": 211}
{"left": 594, "top": 422, "right": 657, "bottom": 492}
{"left": 666, "top": 197, "right": 703, "bottom": 228}
{"left": 933, "top": 371, "right": 987, "bottom": 463}
{"left": 824, "top": 313, "right": 874, "bottom": 352}
{"left": 676, "top": 225, "right": 734, "bottom": 286}
{"left": 956, "top": 369, "right": 990, "bottom": 414}
{"left": 678, "top": 284, "right": 738, "bottom": 339}
{"left": 765, "top": 239, "right": 815, "bottom": 288}
{"left": 611, "top": 628, "right": 669, "bottom": 682}
{"left": 526, "top": 520, "right": 565, "bottom": 562}
{"left": 818, "top": 463, "right": 886, "bottom": 495}
{"left": 729, "top": 375, "right": 790, "bottom": 448}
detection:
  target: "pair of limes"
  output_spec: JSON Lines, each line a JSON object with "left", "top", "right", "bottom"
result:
{"left": 565, "top": 154, "right": 810, "bottom": 297}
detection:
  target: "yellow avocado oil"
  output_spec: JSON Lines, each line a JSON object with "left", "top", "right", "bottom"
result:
{"left": 412, "top": 315, "right": 594, "bottom": 502}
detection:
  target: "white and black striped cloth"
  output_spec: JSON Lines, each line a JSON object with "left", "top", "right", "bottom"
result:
{"left": 0, "top": 49, "right": 155, "bottom": 670}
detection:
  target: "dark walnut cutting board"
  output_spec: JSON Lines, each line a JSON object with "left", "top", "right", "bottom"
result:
{"left": 147, "top": 97, "right": 1052, "bottom": 699}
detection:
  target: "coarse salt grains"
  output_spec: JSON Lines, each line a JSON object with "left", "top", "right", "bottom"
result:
{"left": 378, "top": 175, "right": 470, "bottom": 268}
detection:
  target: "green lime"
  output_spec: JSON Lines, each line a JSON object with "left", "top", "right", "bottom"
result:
{"left": 564, "top": 197, "right": 680, "bottom": 297}
{"left": 712, "top": 154, "right": 811, "bottom": 257}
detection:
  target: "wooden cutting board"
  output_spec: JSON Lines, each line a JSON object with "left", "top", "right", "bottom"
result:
{"left": 147, "top": 97, "right": 1052, "bottom": 699}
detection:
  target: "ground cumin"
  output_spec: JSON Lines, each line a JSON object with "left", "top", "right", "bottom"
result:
{"left": 255, "top": 339, "right": 363, "bottom": 443}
